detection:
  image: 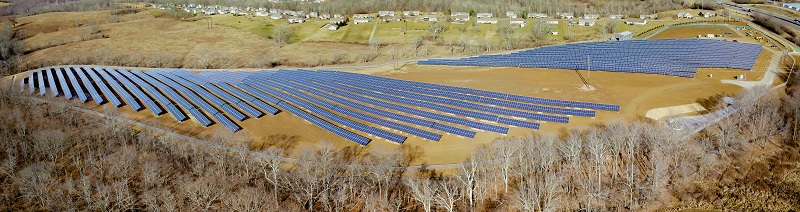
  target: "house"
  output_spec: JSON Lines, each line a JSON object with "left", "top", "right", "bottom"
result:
{"left": 640, "top": 14, "right": 658, "bottom": 19}
{"left": 322, "top": 24, "right": 339, "bottom": 30}
{"left": 477, "top": 18, "right": 498, "bottom": 24}
{"left": 558, "top": 12, "right": 574, "bottom": 19}
{"left": 583, "top": 14, "right": 599, "bottom": 19}
{"left": 451, "top": 12, "right": 469, "bottom": 17}
{"left": 451, "top": 15, "right": 470, "bottom": 23}
{"left": 506, "top": 11, "right": 517, "bottom": 18}
{"left": 255, "top": 11, "right": 269, "bottom": 17}
{"left": 420, "top": 15, "right": 439, "bottom": 22}
{"left": 609, "top": 14, "right": 625, "bottom": 19}
{"left": 287, "top": 16, "right": 306, "bottom": 23}
{"left": 509, "top": 18, "right": 526, "bottom": 26}
{"left": 403, "top": 11, "right": 421, "bottom": 16}
{"left": 577, "top": 19, "right": 596, "bottom": 26}
{"left": 319, "top": 13, "right": 331, "bottom": 19}
{"left": 270, "top": 13, "right": 282, "bottom": 19}
{"left": 545, "top": 19, "right": 559, "bottom": 25}
{"left": 330, "top": 17, "right": 346, "bottom": 25}
{"left": 352, "top": 14, "right": 371, "bottom": 19}
{"left": 527, "top": 13, "right": 547, "bottom": 19}
{"left": 378, "top": 11, "right": 396, "bottom": 17}
{"left": 699, "top": 11, "right": 715, "bottom": 17}
{"left": 476, "top": 13, "right": 493, "bottom": 18}
{"left": 269, "top": 8, "right": 281, "bottom": 14}
{"left": 333, "top": 14, "right": 345, "bottom": 19}
{"left": 307, "top": 12, "right": 318, "bottom": 19}
{"left": 205, "top": 10, "right": 217, "bottom": 15}
{"left": 676, "top": 11, "right": 693, "bottom": 19}
{"left": 625, "top": 19, "right": 647, "bottom": 25}
{"left": 611, "top": 31, "right": 633, "bottom": 41}
{"left": 283, "top": 10, "right": 297, "bottom": 16}
{"left": 354, "top": 17, "right": 372, "bottom": 24}
{"left": 381, "top": 16, "right": 402, "bottom": 22}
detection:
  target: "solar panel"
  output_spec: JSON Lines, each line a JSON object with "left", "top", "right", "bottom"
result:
{"left": 122, "top": 70, "right": 187, "bottom": 121}
{"left": 86, "top": 67, "right": 123, "bottom": 107}
{"left": 64, "top": 67, "right": 89, "bottom": 103}
{"left": 74, "top": 67, "right": 106, "bottom": 105}
{"left": 106, "top": 68, "right": 163, "bottom": 115}
{"left": 27, "top": 71, "right": 34, "bottom": 95}
{"left": 54, "top": 68, "right": 73, "bottom": 100}
{"left": 96, "top": 68, "right": 143, "bottom": 111}
{"left": 37, "top": 69, "right": 46, "bottom": 96}
{"left": 45, "top": 68, "right": 60, "bottom": 96}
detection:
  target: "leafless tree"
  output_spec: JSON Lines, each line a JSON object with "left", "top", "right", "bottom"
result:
{"left": 182, "top": 176, "right": 228, "bottom": 212}
{"left": 492, "top": 138, "right": 521, "bottom": 194}
{"left": 434, "top": 179, "right": 460, "bottom": 212}
{"left": 271, "top": 25, "right": 294, "bottom": 48}
{"left": 405, "top": 174, "right": 435, "bottom": 212}
{"left": 258, "top": 147, "right": 285, "bottom": 206}
{"left": 223, "top": 187, "right": 270, "bottom": 212}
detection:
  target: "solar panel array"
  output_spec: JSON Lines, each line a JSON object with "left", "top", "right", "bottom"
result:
{"left": 418, "top": 39, "right": 763, "bottom": 78}
{"left": 19, "top": 67, "right": 620, "bottom": 146}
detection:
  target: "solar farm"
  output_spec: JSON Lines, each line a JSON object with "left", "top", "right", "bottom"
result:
{"left": 419, "top": 39, "right": 763, "bottom": 78}
{"left": 17, "top": 67, "right": 619, "bottom": 146}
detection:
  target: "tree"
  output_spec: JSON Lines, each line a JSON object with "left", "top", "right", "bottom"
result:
{"left": 434, "top": 179, "right": 460, "bottom": 212}
{"left": 530, "top": 22, "right": 551, "bottom": 41}
{"left": 271, "top": 25, "right": 294, "bottom": 48}
{"left": 223, "top": 187, "right": 270, "bottom": 212}
{"left": 182, "top": 176, "right": 228, "bottom": 212}
{"left": 405, "top": 175, "right": 435, "bottom": 212}
{"left": 497, "top": 23, "right": 516, "bottom": 50}
{"left": 258, "top": 147, "right": 285, "bottom": 207}
{"left": 429, "top": 22, "right": 447, "bottom": 41}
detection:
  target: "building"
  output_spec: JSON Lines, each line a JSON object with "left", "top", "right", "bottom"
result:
{"left": 558, "top": 12, "right": 574, "bottom": 19}
{"left": 583, "top": 14, "right": 599, "bottom": 19}
{"left": 381, "top": 16, "right": 402, "bottom": 22}
{"left": 270, "top": 13, "right": 282, "bottom": 19}
{"left": 403, "top": 11, "right": 421, "bottom": 16}
{"left": 527, "top": 13, "right": 547, "bottom": 19}
{"left": 609, "top": 14, "right": 625, "bottom": 19}
{"left": 509, "top": 18, "right": 526, "bottom": 26}
{"left": 477, "top": 18, "right": 498, "bottom": 24}
{"left": 451, "top": 12, "right": 469, "bottom": 17}
{"left": 322, "top": 24, "right": 339, "bottom": 30}
{"left": 420, "top": 15, "right": 439, "bottom": 22}
{"left": 477, "top": 13, "right": 493, "bottom": 18}
{"left": 577, "top": 19, "right": 596, "bottom": 26}
{"left": 676, "top": 11, "right": 693, "bottom": 19}
{"left": 354, "top": 17, "right": 372, "bottom": 24}
{"left": 330, "top": 17, "right": 346, "bottom": 25}
{"left": 319, "top": 13, "right": 331, "bottom": 19}
{"left": 353, "top": 14, "right": 371, "bottom": 19}
{"left": 506, "top": 11, "right": 517, "bottom": 18}
{"left": 307, "top": 12, "right": 318, "bottom": 19}
{"left": 625, "top": 19, "right": 647, "bottom": 25}
{"left": 451, "top": 15, "right": 470, "bottom": 23}
{"left": 611, "top": 31, "right": 633, "bottom": 41}
{"left": 545, "top": 20, "right": 559, "bottom": 25}
{"left": 699, "top": 11, "right": 715, "bottom": 17}
{"left": 640, "top": 14, "right": 658, "bottom": 19}
{"left": 287, "top": 16, "right": 306, "bottom": 23}
{"left": 378, "top": 11, "right": 396, "bottom": 17}
{"left": 255, "top": 11, "right": 269, "bottom": 17}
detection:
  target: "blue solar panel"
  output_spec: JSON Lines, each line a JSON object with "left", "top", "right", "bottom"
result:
{"left": 96, "top": 68, "right": 144, "bottom": 111}
{"left": 54, "top": 68, "right": 73, "bottom": 100}
{"left": 106, "top": 68, "right": 163, "bottom": 115}
{"left": 278, "top": 101, "right": 371, "bottom": 145}
{"left": 85, "top": 67, "right": 123, "bottom": 107}
{"left": 122, "top": 70, "right": 188, "bottom": 121}
{"left": 64, "top": 67, "right": 89, "bottom": 103}
{"left": 74, "top": 67, "right": 106, "bottom": 105}
{"left": 45, "top": 68, "right": 59, "bottom": 96}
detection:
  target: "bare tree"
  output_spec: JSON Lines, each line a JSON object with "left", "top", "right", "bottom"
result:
{"left": 182, "top": 176, "right": 228, "bottom": 212}
{"left": 429, "top": 21, "right": 447, "bottom": 41}
{"left": 223, "top": 187, "right": 270, "bottom": 212}
{"left": 258, "top": 147, "right": 285, "bottom": 207}
{"left": 405, "top": 174, "right": 436, "bottom": 212}
{"left": 434, "top": 179, "right": 460, "bottom": 212}
{"left": 492, "top": 138, "right": 521, "bottom": 193}
{"left": 271, "top": 25, "right": 294, "bottom": 48}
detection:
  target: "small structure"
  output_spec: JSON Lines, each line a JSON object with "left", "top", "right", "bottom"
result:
{"left": 477, "top": 18, "right": 498, "bottom": 24}
{"left": 578, "top": 19, "right": 596, "bottom": 26}
{"left": 451, "top": 12, "right": 469, "bottom": 17}
{"left": 527, "top": 13, "right": 548, "bottom": 19}
{"left": 307, "top": 12, "right": 319, "bottom": 19}
{"left": 330, "top": 17, "right": 346, "bottom": 25}
{"left": 381, "top": 16, "right": 402, "bottom": 22}
{"left": 506, "top": 11, "right": 518, "bottom": 18}
{"left": 611, "top": 31, "right": 633, "bottom": 41}
{"left": 270, "top": 13, "right": 282, "bottom": 20}
{"left": 583, "top": 14, "right": 600, "bottom": 19}
{"left": 421, "top": 15, "right": 439, "bottom": 22}
{"left": 509, "top": 18, "right": 526, "bottom": 27}
{"left": 403, "top": 11, "right": 421, "bottom": 16}
{"left": 354, "top": 17, "right": 372, "bottom": 24}
{"left": 322, "top": 24, "right": 339, "bottom": 30}
{"left": 451, "top": 15, "right": 470, "bottom": 23}
{"left": 545, "top": 19, "right": 559, "bottom": 25}
{"left": 378, "top": 11, "right": 396, "bottom": 17}
{"left": 699, "top": 11, "right": 715, "bottom": 17}
{"left": 625, "top": 19, "right": 647, "bottom": 25}
{"left": 609, "top": 14, "right": 625, "bottom": 19}
{"left": 255, "top": 11, "right": 269, "bottom": 17}
{"left": 676, "top": 11, "right": 693, "bottom": 19}
{"left": 352, "top": 14, "right": 371, "bottom": 19}
{"left": 640, "top": 14, "right": 658, "bottom": 19}
{"left": 287, "top": 16, "right": 306, "bottom": 24}
{"left": 477, "top": 13, "right": 493, "bottom": 18}
{"left": 558, "top": 12, "right": 574, "bottom": 19}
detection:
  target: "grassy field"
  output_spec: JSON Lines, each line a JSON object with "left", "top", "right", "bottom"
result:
{"left": 752, "top": 4, "right": 800, "bottom": 19}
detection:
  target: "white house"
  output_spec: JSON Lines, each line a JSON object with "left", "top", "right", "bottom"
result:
{"left": 476, "top": 13, "right": 493, "bottom": 18}
{"left": 527, "top": 13, "right": 547, "bottom": 19}
{"left": 330, "top": 17, "right": 346, "bottom": 25}
{"left": 205, "top": 10, "right": 217, "bottom": 15}
{"left": 577, "top": 19, "right": 596, "bottom": 26}
{"left": 256, "top": 11, "right": 269, "bottom": 17}
{"left": 699, "top": 11, "right": 715, "bottom": 17}
{"left": 583, "top": 14, "right": 599, "bottom": 19}
{"left": 287, "top": 16, "right": 305, "bottom": 23}
{"left": 611, "top": 31, "right": 633, "bottom": 41}
{"left": 378, "top": 11, "right": 396, "bottom": 17}
{"left": 451, "top": 15, "right": 470, "bottom": 23}
{"left": 545, "top": 20, "right": 559, "bottom": 25}
{"left": 269, "top": 8, "right": 281, "bottom": 14}
{"left": 451, "top": 12, "right": 469, "bottom": 17}
{"left": 509, "top": 18, "right": 526, "bottom": 26}
{"left": 609, "top": 14, "right": 625, "bottom": 19}
{"left": 352, "top": 14, "right": 371, "bottom": 19}
{"left": 307, "top": 12, "right": 318, "bottom": 18}
{"left": 676, "top": 11, "right": 693, "bottom": 19}
{"left": 270, "top": 13, "right": 282, "bottom": 19}
{"left": 625, "top": 19, "right": 647, "bottom": 25}
{"left": 558, "top": 12, "right": 574, "bottom": 19}
{"left": 381, "top": 16, "right": 402, "bottom": 22}
{"left": 506, "top": 11, "right": 517, "bottom": 18}
{"left": 421, "top": 15, "right": 439, "bottom": 22}
{"left": 354, "top": 17, "right": 372, "bottom": 24}
{"left": 477, "top": 18, "right": 498, "bottom": 24}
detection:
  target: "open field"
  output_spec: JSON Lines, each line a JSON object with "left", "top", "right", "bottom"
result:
{"left": 752, "top": 4, "right": 800, "bottom": 19}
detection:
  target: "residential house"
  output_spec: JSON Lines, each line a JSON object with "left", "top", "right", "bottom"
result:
{"left": 287, "top": 16, "right": 306, "bottom": 23}
{"left": 676, "top": 11, "right": 693, "bottom": 19}
{"left": 583, "top": 14, "right": 599, "bottom": 19}
{"left": 640, "top": 14, "right": 658, "bottom": 19}
{"left": 421, "top": 15, "right": 439, "bottom": 22}
{"left": 451, "top": 15, "right": 470, "bottom": 23}
{"left": 378, "top": 11, "right": 396, "bottom": 17}
{"left": 558, "top": 12, "right": 574, "bottom": 19}
{"left": 476, "top": 12, "right": 493, "bottom": 18}
{"left": 527, "top": 13, "right": 548, "bottom": 19}
{"left": 625, "top": 19, "right": 647, "bottom": 25}
{"left": 577, "top": 19, "right": 596, "bottom": 26}
{"left": 270, "top": 13, "right": 282, "bottom": 19}
{"left": 509, "top": 18, "right": 526, "bottom": 26}
{"left": 477, "top": 18, "right": 498, "bottom": 24}
{"left": 699, "top": 11, "right": 715, "bottom": 17}
{"left": 609, "top": 14, "right": 625, "bottom": 19}
{"left": 403, "top": 11, "right": 421, "bottom": 16}
{"left": 506, "top": 11, "right": 517, "bottom": 18}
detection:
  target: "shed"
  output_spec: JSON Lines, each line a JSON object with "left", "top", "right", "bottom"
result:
{"left": 558, "top": 12, "right": 574, "bottom": 19}
{"left": 477, "top": 18, "right": 498, "bottom": 24}
{"left": 477, "top": 13, "right": 493, "bottom": 18}
{"left": 378, "top": 11, "right": 396, "bottom": 17}
{"left": 612, "top": 31, "right": 633, "bottom": 41}
{"left": 354, "top": 17, "right": 372, "bottom": 24}
{"left": 676, "top": 11, "right": 693, "bottom": 19}
{"left": 578, "top": 19, "right": 596, "bottom": 26}
{"left": 527, "top": 13, "right": 548, "bottom": 18}
{"left": 509, "top": 18, "right": 526, "bottom": 26}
